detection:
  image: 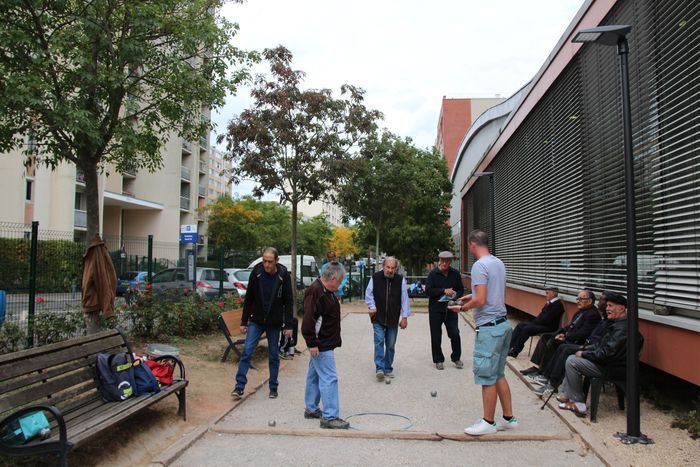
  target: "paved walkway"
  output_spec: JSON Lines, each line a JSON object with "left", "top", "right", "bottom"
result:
{"left": 170, "top": 306, "right": 604, "bottom": 466}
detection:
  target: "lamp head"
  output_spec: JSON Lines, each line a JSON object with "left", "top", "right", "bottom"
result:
{"left": 573, "top": 25, "right": 631, "bottom": 46}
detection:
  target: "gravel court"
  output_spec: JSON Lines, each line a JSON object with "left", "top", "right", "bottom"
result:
{"left": 173, "top": 307, "right": 604, "bottom": 465}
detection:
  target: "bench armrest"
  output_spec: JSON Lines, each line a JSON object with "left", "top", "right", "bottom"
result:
{"left": 152, "top": 355, "right": 187, "bottom": 381}
{"left": 0, "top": 405, "right": 67, "bottom": 457}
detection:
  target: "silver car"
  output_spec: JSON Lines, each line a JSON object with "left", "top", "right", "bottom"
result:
{"left": 225, "top": 268, "right": 251, "bottom": 299}
{"left": 142, "top": 267, "right": 235, "bottom": 299}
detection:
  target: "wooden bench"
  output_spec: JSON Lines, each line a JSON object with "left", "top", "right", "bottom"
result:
{"left": 0, "top": 329, "right": 187, "bottom": 466}
{"left": 218, "top": 310, "right": 265, "bottom": 369}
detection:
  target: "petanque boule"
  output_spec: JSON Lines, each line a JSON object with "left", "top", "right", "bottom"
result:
{"left": 430, "top": 390, "right": 437, "bottom": 397}
{"left": 268, "top": 420, "right": 276, "bottom": 427}
{"left": 385, "top": 378, "right": 391, "bottom": 384}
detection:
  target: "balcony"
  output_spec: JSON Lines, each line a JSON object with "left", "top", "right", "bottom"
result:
{"left": 181, "top": 139, "right": 193, "bottom": 155}
{"left": 199, "top": 136, "right": 207, "bottom": 150}
{"left": 199, "top": 159, "right": 207, "bottom": 173}
{"left": 74, "top": 209, "right": 87, "bottom": 229}
{"left": 180, "top": 166, "right": 191, "bottom": 181}
{"left": 122, "top": 169, "right": 136, "bottom": 178}
{"left": 198, "top": 185, "right": 206, "bottom": 197}
{"left": 180, "top": 196, "right": 190, "bottom": 210}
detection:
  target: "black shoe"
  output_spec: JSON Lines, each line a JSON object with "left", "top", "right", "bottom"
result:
{"left": 507, "top": 349, "right": 519, "bottom": 358}
{"left": 320, "top": 418, "right": 350, "bottom": 429}
{"left": 231, "top": 388, "right": 243, "bottom": 399}
{"left": 304, "top": 408, "right": 322, "bottom": 419}
{"left": 435, "top": 362, "right": 444, "bottom": 370}
{"left": 269, "top": 389, "right": 278, "bottom": 399}
{"left": 520, "top": 366, "right": 539, "bottom": 375}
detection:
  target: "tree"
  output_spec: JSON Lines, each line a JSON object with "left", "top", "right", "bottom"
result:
{"left": 337, "top": 133, "right": 452, "bottom": 273}
{"left": 206, "top": 195, "right": 291, "bottom": 254}
{"left": 336, "top": 132, "right": 415, "bottom": 258}
{"left": 330, "top": 226, "right": 360, "bottom": 258}
{"left": 0, "top": 1, "right": 252, "bottom": 331}
{"left": 297, "top": 215, "right": 332, "bottom": 260}
{"left": 223, "top": 46, "right": 381, "bottom": 289}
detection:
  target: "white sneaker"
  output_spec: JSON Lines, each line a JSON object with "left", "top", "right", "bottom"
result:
{"left": 496, "top": 416, "right": 519, "bottom": 431}
{"left": 464, "top": 419, "right": 497, "bottom": 435}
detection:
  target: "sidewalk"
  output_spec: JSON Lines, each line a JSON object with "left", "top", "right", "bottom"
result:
{"left": 168, "top": 304, "right": 604, "bottom": 466}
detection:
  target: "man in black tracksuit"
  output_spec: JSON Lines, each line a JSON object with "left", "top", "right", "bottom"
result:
{"left": 508, "top": 286, "right": 565, "bottom": 357}
{"left": 232, "top": 247, "right": 293, "bottom": 400}
{"left": 426, "top": 251, "right": 465, "bottom": 370}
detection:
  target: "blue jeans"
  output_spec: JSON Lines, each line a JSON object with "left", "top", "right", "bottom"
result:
{"left": 373, "top": 323, "right": 398, "bottom": 374}
{"left": 305, "top": 350, "right": 340, "bottom": 420}
{"left": 235, "top": 322, "right": 281, "bottom": 391}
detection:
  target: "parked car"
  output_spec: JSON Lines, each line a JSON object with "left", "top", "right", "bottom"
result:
{"left": 139, "top": 267, "right": 235, "bottom": 299}
{"left": 116, "top": 271, "right": 148, "bottom": 296}
{"left": 248, "top": 255, "right": 318, "bottom": 288}
{"left": 224, "top": 268, "right": 251, "bottom": 299}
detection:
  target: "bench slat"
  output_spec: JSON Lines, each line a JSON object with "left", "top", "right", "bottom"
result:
{"left": 0, "top": 330, "right": 121, "bottom": 365}
{"left": 0, "top": 336, "right": 127, "bottom": 381}
{"left": 0, "top": 367, "right": 96, "bottom": 413}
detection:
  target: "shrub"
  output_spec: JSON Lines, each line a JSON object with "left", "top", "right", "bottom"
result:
{"left": 672, "top": 398, "right": 700, "bottom": 439}
{"left": 0, "top": 323, "right": 27, "bottom": 353}
{"left": 33, "top": 309, "right": 86, "bottom": 346}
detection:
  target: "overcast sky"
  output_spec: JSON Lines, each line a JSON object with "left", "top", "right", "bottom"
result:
{"left": 214, "top": 0, "right": 587, "bottom": 198}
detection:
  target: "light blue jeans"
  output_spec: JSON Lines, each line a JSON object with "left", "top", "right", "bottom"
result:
{"left": 373, "top": 322, "right": 399, "bottom": 374}
{"left": 305, "top": 350, "right": 340, "bottom": 420}
{"left": 235, "top": 322, "right": 281, "bottom": 391}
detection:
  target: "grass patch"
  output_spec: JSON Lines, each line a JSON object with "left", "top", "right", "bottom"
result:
{"left": 671, "top": 398, "right": 700, "bottom": 439}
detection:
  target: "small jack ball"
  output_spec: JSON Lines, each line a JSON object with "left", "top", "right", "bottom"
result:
{"left": 431, "top": 391, "right": 437, "bottom": 397}
{"left": 385, "top": 378, "right": 391, "bottom": 384}
{"left": 268, "top": 420, "right": 276, "bottom": 427}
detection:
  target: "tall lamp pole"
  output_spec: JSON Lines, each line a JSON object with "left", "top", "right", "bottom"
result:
{"left": 573, "top": 25, "right": 650, "bottom": 445}
{"left": 474, "top": 172, "right": 495, "bottom": 255}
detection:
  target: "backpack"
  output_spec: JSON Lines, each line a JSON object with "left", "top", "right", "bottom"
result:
{"left": 145, "top": 359, "right": 175, "bottom": 385}
{"left": 133, "top": 359, "right": 160, "bottom": 395}
{"left": 96, "top": 352, "right": 137, "bottom": 402}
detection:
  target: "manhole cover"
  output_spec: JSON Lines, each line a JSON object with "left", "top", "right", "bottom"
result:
{"left": 345, "top": 412, "right": 414, "bottom": 431}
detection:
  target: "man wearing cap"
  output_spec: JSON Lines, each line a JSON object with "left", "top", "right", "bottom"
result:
{"left": 426, "top": 250, "right": 464, "bottom": 370}
{"left": 449, "top": 230, "right": 517, "bottom": 435}
{"left": 557, "top": 292, "right": 642, "bottom": 417}
{"left": 507, "top": 286, "right": 565, "bottom": 358}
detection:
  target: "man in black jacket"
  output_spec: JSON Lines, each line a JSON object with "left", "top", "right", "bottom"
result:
{"left": 522, "top": 289, "right": 601, "bottom": 377}
{"left": 426, "top": 251, "right": 465, "bottom": 370}
{"left": 558, "top": 292, "right": 641, "bottom": 417}
{"left": 365, "top": 257, "right": 411, "bottom": 381}
{"left": 508, "top": 286, "right": 565, "bottom": 358}
{"left": 232, "top": 247, "right": 293, "bottom": 400}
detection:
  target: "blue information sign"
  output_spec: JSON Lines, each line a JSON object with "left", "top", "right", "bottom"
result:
{"left": 180, "top": 232, "right": 198, "bottom": 244}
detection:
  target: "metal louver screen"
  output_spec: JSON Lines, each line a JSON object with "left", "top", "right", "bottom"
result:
{"left": 463, "top": 0, "right": 700, "bottom": 318}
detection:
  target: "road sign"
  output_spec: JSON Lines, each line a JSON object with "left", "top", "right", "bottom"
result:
{"left": 180, "top": 232, "right": 198, "bottom": 244}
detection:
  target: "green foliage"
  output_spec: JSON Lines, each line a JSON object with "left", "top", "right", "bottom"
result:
{"left": 297, "top": 215, "right": 332, "bottom": 259}
{"left": 672, "top": 398, "right": 700, "bottom": 439}
{"left": 206, "top": 195, "right": 292, "bottom": 254}
{"left": 34, "top": 310, "right": 86, "bottom": 347}
{"left": 0, "top": 238, "right": 84, "bottom": 292}
{"left": 337, "top": 132, "right": 452, "bottom": 273}
{"left": 0, "top": 323, "right": 26, "bottom": 354}
{"left": 222, "top": 46, "right": 381, "bottom": 285}
{"left": 0, "top": 0, "right": 254, "bottom": 239}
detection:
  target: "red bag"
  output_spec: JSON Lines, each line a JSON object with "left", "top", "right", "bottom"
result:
{"left": 145, "top": 359, "right": 174, "bottom": 385}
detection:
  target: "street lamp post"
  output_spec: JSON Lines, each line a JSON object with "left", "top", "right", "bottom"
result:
{"left": 573, "top": 25, "right": 650, "bottom": 445}
{"left": 473, "top": 172, "right": 495, "bottom": 255}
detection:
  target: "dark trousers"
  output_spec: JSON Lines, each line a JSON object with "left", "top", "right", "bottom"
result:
{"left": 509, "top": 323, "right": 552, "bottom": 355}
{"left": 429, "top": 311, "right": 461, "bottom": 363}
{"left": 530, "top": 331, "right": 562, "bottom": 368}
{"left": 542, "top": 343, "right": 580, "bottom": 387}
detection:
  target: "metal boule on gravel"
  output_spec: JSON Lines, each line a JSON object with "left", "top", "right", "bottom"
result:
{"left": 431, "top": 390, "right": 437, "bottom": 397}
{"left": 385, "top": 378, "right": 391, "bottom": 384}
{"left": 268, "top": 420, "right": 276, "bottom": 427}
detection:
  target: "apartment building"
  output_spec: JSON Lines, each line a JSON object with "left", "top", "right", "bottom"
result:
{"left": 0, "top": 118, "right": 211, "bottom": 260}
{"left": 208, "top": 147, "right": 233, "bottom": 203}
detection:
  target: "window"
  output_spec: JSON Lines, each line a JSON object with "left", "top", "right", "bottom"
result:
{"left": 25, "top": 180, "right": 33, "bottom": 201}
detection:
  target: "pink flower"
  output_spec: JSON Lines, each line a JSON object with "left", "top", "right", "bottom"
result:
{"left": 216, "top": 301, "right": 225, "bottom": 308}
{"left": 122, "top": 303, "right": 129, "bottom": 309}
{"left": 183, "top": 288, "right": 191, "bottom": 295}
{"left": 133, "top": 303, "right": 139, "bottom": 308}
{"left": 36, "top": 296, "right": 45, "bottom": 303}
{"left": 235, "top": 297, "right": 242, "bottom": 303}
{"left": 145, "top": 283, "right": 152, "bottom": 290}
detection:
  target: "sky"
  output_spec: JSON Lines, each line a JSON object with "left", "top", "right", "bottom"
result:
{"left": 214, "top": 0, "right": 587, "bottom": 198}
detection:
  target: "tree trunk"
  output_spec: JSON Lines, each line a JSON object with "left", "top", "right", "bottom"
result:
{"left": 290, "top": 200, "right": 298, "bottom": 311}
{"left": 374, "top": 225, "right": 380, "bottom": 261}
{"left": 82, "top": 156, "right": 103, "bottom": 334}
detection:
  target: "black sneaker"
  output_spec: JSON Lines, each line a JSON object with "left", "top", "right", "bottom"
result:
{"left": 304, "top": 408, "right": 322, "bottom": 419}
{"left": 520, "top": 366, "right": 539, "bottom": 375}
{"left": 231, "top": 388, "right": 243, "bottom": 399}
{"left": 320, "top": 418, "right": 350, "bottom": 429}
{"left": 269, "top": 389, "right": 278, "bottom": 399}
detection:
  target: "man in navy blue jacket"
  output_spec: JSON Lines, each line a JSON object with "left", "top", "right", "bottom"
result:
{"left": 508, "top": 286, "right": 565, "bottom": 358}
{"left": 426, "top": 251, "right": 464, "bottom": 370}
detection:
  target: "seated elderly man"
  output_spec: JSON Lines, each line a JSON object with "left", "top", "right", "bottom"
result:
{"left": 508, "top": 286, "right": 565, "bottom": 358}
{"left": 557, "top": 292, "right": 642, "bottom": 417}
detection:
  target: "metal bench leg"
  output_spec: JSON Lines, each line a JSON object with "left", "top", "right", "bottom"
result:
{"left": 527, "top": 336, "right": 534, "bottom": 356}
{"left": 221, "top": 345, "right": 232, "bottom": 363}
{"left": 177, "top": 387, "right": 187, "bottom": 421}
{"left": 589, "top": 377, "right": 602, "bottom": 423}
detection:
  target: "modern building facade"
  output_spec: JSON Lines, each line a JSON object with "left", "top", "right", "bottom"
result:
{"left": 451, "top": 0, "right": 700, "bottom": 385}
{"left": 436, "top": 97, "right": 505, "bottom": 175}
{"left": 207, "top": 147, "right": 233, "bottom": 203}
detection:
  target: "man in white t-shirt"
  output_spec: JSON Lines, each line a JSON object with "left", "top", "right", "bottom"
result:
{"left": 449, "top": 230, "right": 518, "bottom": 435}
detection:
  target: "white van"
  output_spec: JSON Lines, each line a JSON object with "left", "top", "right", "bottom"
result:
{"left": 248, "top": 255, "right": 319, "bottom": 288}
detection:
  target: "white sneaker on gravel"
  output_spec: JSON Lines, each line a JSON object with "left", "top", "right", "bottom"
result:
{"left": 496, "top": 416, "right": 519, "bottom": 431}
{"left": 464, "top": 419, "right": 497, "bottom": 435}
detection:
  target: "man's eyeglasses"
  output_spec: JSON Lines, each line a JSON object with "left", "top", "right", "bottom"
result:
{"left": 576, "top": 297, "right": 590, "bottom": 302}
